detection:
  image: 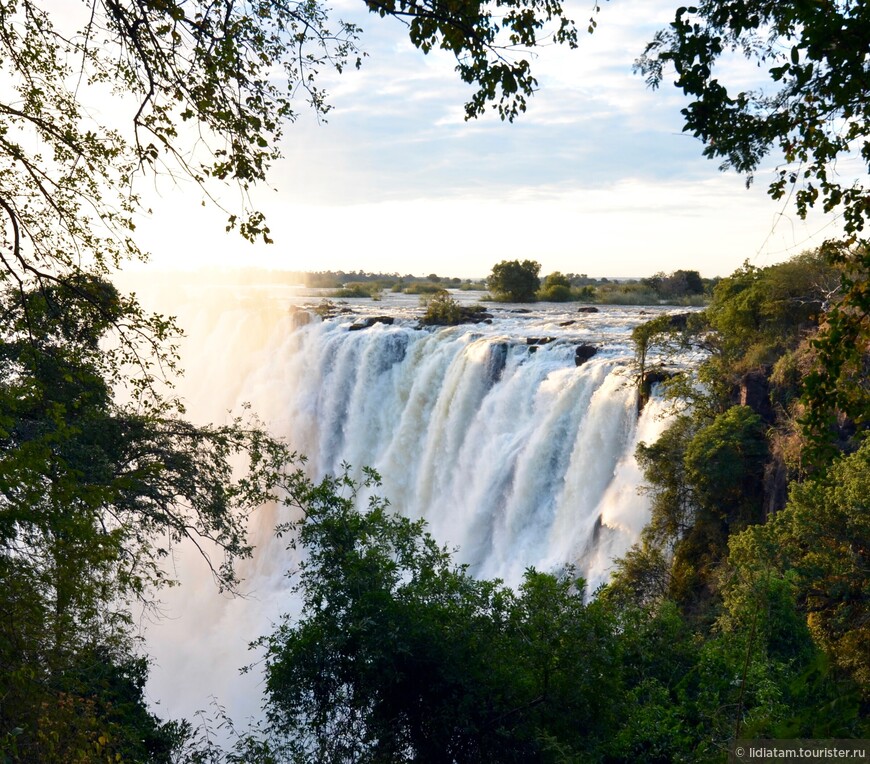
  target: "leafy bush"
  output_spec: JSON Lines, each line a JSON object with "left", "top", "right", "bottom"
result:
{"left": 329, "top": 282, "right": 381, "bottom": 299}
{"left": 421, "top": 292, "right": 462, "bottom": 324}
{"left": 403, "top": 282, "right": 446, "bottom": 295}
{"left": 487, "top": 260, "right": 541, "bottom": 302}
{"left": 537, "top": 284, "right": 573, "bottom": 302}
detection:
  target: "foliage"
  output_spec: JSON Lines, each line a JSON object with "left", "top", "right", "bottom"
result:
{"left": 366, "top": 0, "right": 581, "bottom": 121}
{"left": 636, "top": 0, "right": 870, "bottom": 449}
{"left": 637, "top": 0, "right": 869, "bottom": 234}
{"left": 617, "top": 249, "right": 869, "bottom": 740}
{"left": 770, "top": 441, "right": 870, "bottom": 694}
{"left": 420, "top": 292, "right": 462, "bottom": 324}
{"left": 629, "top": 405, "right": 767, "bottom": 611}
{"left": 536, "top": 284, "right": 573, "bottom": 302}
{"left": 630, "top": 252, "right": 850, "bottom": 448}
{"left": 329, "top": 282, "right": 383, "bottom": 299}
{"left": 0, "top": 276, "right": 303, "bottom": 760}
{"left": 0, "top": 0, "right": 585, "bottom": 297}
{"left": 542, "top": 272, "right": 570, "bottom": 290}
{"left": 259, "top": 469, "right": 621, "bottom": 763}
{"left": 487, "top": 260, "right": 541, "bottom": 302}
{"left": 402, "top": 281, "right": 448, "bottom": 295}
{"left": 630, "top": 310, "right": 708, "bottom": 402}
{"left": 259, "top": 468, "right": 866, "bottom": 763}
{"left": 705, "top": 254, "right": 838, "bottom": 369}
{"left": 538, "top": 271, "right": 574, "bottom": 300}
{"left": 642, "top": 270, "right": 705, "bottom": 299}
{"left": 593, "top": 282, "right": 660, "bottom": 306}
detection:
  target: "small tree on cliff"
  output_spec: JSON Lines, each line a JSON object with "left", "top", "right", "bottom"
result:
{"left": 487, "top": 260, "right": 542, "bottom": 302}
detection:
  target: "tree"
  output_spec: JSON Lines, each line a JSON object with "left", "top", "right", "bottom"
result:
{"left": 538, "top": 271, "right": 573, "bottom": 301}
{"left": 636, "top": 0, "right": 870, "bottom": 449}
{"left": 259, "top": 469, "right": 621, "bottom": 763}
{"left": 542, "top": 271, "right": 570, "bottom": 290}
{"left": 641, "top": 270, "right": 704, "bottom": 299}
{"left": 0, "top": 276, "right": 303, "bottom": 759}
{"left": 0, "top": 0, "right": 582, "bottom": 295}
{"left": 487, "top": 259, "right": 541, "bottom": 302}
{"left": 772, "top": 440, "right": 870, "bottom": 695}
{"left": 0, "top": 2, "right": 585, "bottom": 756}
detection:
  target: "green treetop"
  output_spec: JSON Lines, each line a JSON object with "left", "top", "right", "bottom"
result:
{"left": 487, "top": 259, "right": 542, "bottom": 302}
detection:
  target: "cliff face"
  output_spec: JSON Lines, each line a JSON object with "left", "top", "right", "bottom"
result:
{"left": 734, "top": 369, "right": 789, "bottom": 517}
{"left": 735, "top": 370, "right": 775, "bottom": 423}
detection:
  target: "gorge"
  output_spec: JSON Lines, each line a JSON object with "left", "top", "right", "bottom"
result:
{"left": 137, "top": 282, "right": 686, "bottom": 730}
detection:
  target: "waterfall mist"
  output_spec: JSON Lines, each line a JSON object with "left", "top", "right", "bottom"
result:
{"left": 128, "top": 278, "right": 678, "bottom": 730}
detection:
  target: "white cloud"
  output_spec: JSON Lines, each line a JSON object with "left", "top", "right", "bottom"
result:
{"left": 123, "top": 0, "right": 848, "bottom": 282}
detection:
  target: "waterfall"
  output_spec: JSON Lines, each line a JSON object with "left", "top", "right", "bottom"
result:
{"left": 131, "top": 280, "right": 678, "bottom": 730}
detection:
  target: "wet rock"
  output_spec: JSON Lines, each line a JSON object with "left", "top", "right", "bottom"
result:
{"left": 348, "top": 316, "right": 395, "bottom": 331}
{"left": 289, "top": 306, "right": 313, "bottom": 329}
{"left": 735, "top": 370, "right": 774, "bottom": 423}
{"left": 665, "top": 312, "right": 691, "bottom": 330}
{"left": 486, "top": 342, "right": 509, "bottom": 384}
{"left": 577, "top": 306, "right": 599, "bottom": 313}
{"left": 639, "top": 368, "right": 674, "bottom": 412}
{"left": 574, "top": 344, "right": 598, "bottom": 366}
{"left": 526, "top": 337, "right": 556, "bottom": 346}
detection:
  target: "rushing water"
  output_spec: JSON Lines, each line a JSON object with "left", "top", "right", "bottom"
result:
{"left": 129, "top": 279, "right": 683, "bottom": 729}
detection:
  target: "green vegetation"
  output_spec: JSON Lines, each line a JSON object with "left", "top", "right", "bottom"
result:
{"left": 420, "top": 293, "right": 489, "bottom": 326}
{"left": 223, "top": 252, "right": 867, "bottom": 762}
{"left": 614, "top": 249, "right": 869, "bottom": 725}
{"left": 487, "top": 260, "right": 542, "bottom": 302}
{"left": 637, "top": 0, "right": 870, "bottom": 453}
{"left": 402, "top": 281, "right": 449, "bottom": 295}
{"left": 258, "top": 470, "right": 620, "bottom": 763}
{"left": 2, "top": 0, "right": 868, "bottom": 758}
{"left": 248, "top": 441, "right": 867, "bottom": 761}
{"left": 0, "top": 276, "right": 300, "bottom": 760}
{"left": 0, "top": 0, "right": 591, "bottom": 752}
{"left": 536, "top": 271, "right": 573, "bottom": 301}
{"left": 454, "top": 265, "right": 718, "bottom": 305}
{"left": 328, "top": 282, "right": 383, "bottom": 299}
{"left": 421, "top": 292, "right": 461, "bottom": 324}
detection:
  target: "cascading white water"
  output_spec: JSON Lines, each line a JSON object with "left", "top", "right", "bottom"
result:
{"left": 129, "top": 279, "right": 680, "bottom": 730}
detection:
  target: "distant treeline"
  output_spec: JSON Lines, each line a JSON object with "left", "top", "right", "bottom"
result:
{"left": 313, "top": 266, "right": 720, "bottom": 306}
{"left": 160, "top": 267, "right": 721, "bottom": 305}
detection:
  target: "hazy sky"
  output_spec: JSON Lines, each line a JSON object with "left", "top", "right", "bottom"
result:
{"left": 133, "top": 0, "right": 842, "bottom": 279}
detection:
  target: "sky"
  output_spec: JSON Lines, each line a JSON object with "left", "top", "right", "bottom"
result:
{"left": 131, "top": 0, "right": 843, "bottom": 279}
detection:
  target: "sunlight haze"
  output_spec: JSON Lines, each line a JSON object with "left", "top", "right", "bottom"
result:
{"left": 130, "top": 0, "right": 841, "bottom": 279}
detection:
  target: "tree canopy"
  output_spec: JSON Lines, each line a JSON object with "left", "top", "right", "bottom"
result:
{"left": 636, "top": 0, "right": 870, "bottom": 445}
{"left": 487, "top": 259, "right": 541, "bottom": 302}
{"left": 0, "top": 275, "right": 307, "bottom": 759}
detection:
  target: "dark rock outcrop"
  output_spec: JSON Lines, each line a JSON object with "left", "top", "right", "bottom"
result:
{"left": 486, "top": 342, "right": 509, "bottom": 384}
{"left": 577, "top": 306, "right": 599, "bottom": 313}
{"left": 574, "top": 344, "right": 598, "bottom": 367}
{"left": 735, "top": 370, "right": 774, "bottom": 423}
{"left": 638, "top": 368, "right": 674, "bottom": 412}
{"left": 664, "top": 312, "right": 691, "bottom": 330}
{"left": 348, "top": 316, "right": 395, "bottom": 331}
{"left": 289, "top": 306, "right": 313, "bottom": 329}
